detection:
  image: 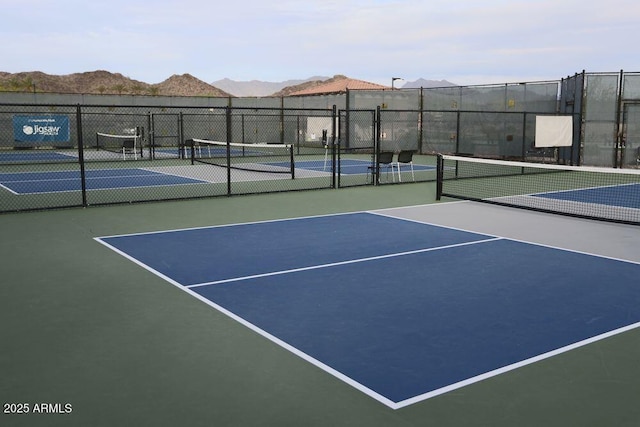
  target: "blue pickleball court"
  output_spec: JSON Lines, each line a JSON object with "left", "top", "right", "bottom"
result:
{"left": 0, "top": 168, "right": 209, "bottom": 194}
{"left": 534, "top": 183, "right": 640, "bottom": 209}
{"left": 96, "top": 211, "right": 640, "bottom": 408}
{"left": 0, "top": 150, "right": 77, "bottom": 163}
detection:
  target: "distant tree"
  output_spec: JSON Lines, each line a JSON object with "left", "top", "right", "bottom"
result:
{"left": 112, "top": 84, "right": 127, "bottom": 95}
{"left": 131, "top": 83, "right": 146, "bottom": 94}
{"left": 23, "top": 76, "right": 35, "bottom": 92}
{"left": 4, "top": 76, "right": 36, "bottom": 92}
{"left": 147, "top": 86, "right": 160, "bottom": 96}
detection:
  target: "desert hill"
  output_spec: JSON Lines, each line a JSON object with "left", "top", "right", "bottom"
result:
{"left": 0, "top": 70, "right": 232, "bottom": 97}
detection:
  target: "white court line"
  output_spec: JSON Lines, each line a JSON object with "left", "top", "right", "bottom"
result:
{"left": 185, "top": 237, "right": 501, "bottom": 288}
{"left": 0, "top": 182, "right": 20, "bottom": 195}
{"left": 97, "top": 211, "right": 369, "bottom": 239}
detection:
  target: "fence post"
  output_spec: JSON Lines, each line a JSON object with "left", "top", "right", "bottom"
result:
{"left": 226, "top": 106, "right": 232, "bottom": 195}
{"left": 419, "top": 87, "right": 424, "bottom": 154}
{"left": 436, "top": 154, "right": 443, "bottom": 200}
{"left": 375, "top": 106, "right": 381, "bottom": 185}
{"left": 75, "top": 104, "right": 87, "bottom": 207}
{"left": 331, "top": 105, "right": 337, "bottom": 189}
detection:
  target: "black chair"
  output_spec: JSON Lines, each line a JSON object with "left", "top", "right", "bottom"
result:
{"left": 395, "top": 150, "right": 415, "bottom": 182}
{"left": 367, "top": 151, "right": 395, "bottom": 183}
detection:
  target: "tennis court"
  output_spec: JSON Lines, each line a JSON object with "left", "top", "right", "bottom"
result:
{"left": 0, "top": 159, "right": 435, "bottom": 196}
{"left": 533, "top": 183, "right": 640, "bottom": 208}
{"left": 96, "top": 210, "right": 640, "bottom": 409}
{"left": 0, "top": 150, "right": 77, "bottom": 163}
{"left": 0, "top": 168, "right": 209, "bottom": 194}
{"left": 188, "top": 139, "right": 436, "bottom": 181}
{"left": 0, "top": 148, "right": 142, "bottom": 164}
{"left": 193, "top": 158, "right": 435, "bottom": 178}
{"left": 295, "top": 158, "right": 435, "bottom": 177}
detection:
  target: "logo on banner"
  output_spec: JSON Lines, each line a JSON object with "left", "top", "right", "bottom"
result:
{"left": 13, "top": 115, "right": 70, "bottom": 144}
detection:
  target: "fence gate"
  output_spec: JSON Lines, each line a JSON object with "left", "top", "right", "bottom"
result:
{"left": 150, "top": 113, "right": 182, "bottom": 159}
{"left": 620, "top": 103, "right": 640, "bottom": 168}
{"left": 337, "top": 109, "right": 376, "bottom": 187}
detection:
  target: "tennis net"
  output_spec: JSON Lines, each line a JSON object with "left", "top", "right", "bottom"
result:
{"left": 436, "top": 154, "right": 640, "bottom": 225}
{"left": 96, "top": 132, "right": 143, "bottom": 159}
{"left": 188, "top": 139, "right": 295, "bottom": 178}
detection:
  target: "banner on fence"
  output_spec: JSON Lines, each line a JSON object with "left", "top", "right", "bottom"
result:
{"left": 535, "top": 115, "right": 573, "bottom": 148}
{"left": 13, "top": 115, "right": 70, "bottom": 145}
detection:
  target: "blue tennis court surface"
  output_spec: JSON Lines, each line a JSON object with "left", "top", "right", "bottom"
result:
{"left": 0, "top": 150, "right": 76, "bottom": 162}
{"left": 96, "top": 212, "right": 640, "bottom": 408}
{"left": 534, "top": 183, "right": 640, "bottom": 209}
{"left": 0, "top": 168, "right": 208, "bottom": 194}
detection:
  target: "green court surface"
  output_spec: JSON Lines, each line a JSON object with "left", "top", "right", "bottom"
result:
{"left": 2, "top": 183, "right": 640, "bottom": 427}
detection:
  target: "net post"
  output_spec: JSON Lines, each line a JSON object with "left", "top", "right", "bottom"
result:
{"left": 436, "top": 154, "right": 443, "bottom": 200}
{"left": 187, "top": 139, "right": 194, "bottom": 165}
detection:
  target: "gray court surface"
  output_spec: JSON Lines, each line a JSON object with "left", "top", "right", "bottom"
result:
{"left": 382, "top": 201, "right": 640, "bottom": 263}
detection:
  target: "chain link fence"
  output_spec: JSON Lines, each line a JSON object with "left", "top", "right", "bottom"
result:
{"left": 0, "top": 94, "right": 584, "bottom": 213}
{"left": 0, "top": 104, "right": 344, "bottom": 213}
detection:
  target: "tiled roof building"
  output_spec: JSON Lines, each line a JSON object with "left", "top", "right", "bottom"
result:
{"left": 289, "top": 77, "right": 390, "bottom": 96}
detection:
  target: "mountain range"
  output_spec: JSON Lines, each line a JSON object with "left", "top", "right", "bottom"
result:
{"left": 212, "top": 76, "right": 332, "bottom": 97}
{"left": 0, "top": 70, "right": 456, "bottom": 97}
{"left": 401, "top": 78, "right": 457, "bottom": 89}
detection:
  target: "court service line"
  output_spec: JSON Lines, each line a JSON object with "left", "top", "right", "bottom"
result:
{"left": 185, "top": 237, "right": 502, "bottom": 289}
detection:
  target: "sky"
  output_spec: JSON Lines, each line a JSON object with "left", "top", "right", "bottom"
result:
{"left": 2, "top": 0, "right": 639, "bottom": 87}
